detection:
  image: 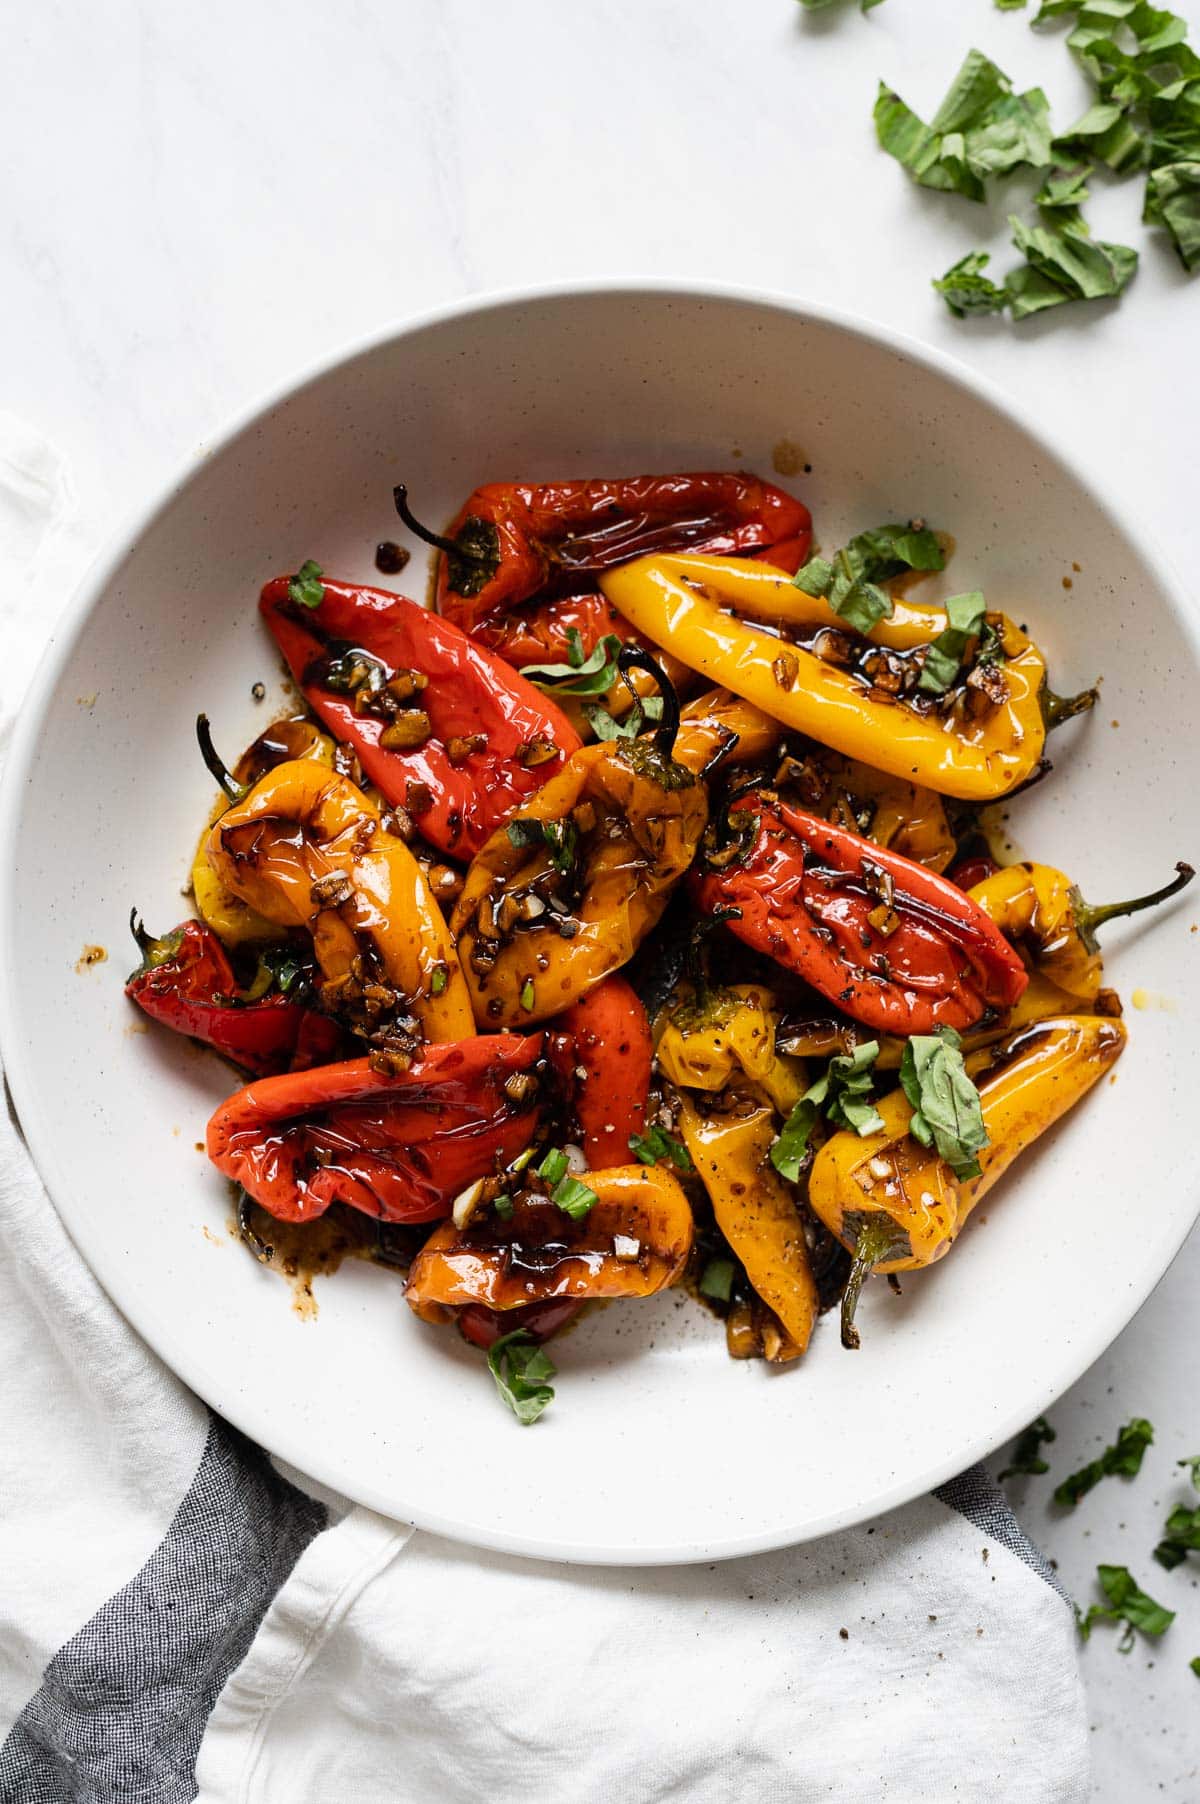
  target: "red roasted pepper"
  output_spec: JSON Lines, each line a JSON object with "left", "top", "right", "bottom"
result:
{"left": 477, "top": 590, "right": 639, "bottom": 672}
{"left": 125, "top": 916, "right": 342, "bottom": 1077}
{"left": 557, "top": 976, "right": 653, "bottom": 1167}
{"left": 207, "top": 1036, "right": 543, "bottom": 1224}
{"left": 456, "top": 1299, "right": 582, "bottom": 1350}
{"left": 260, "top": 576, "right": 580, "bottom": 860}
{"left": 414, "top": 473, "right": 812, "bottom": 635}
{"left": 692, "top": 798, "right": 1028, "bottom": 1036}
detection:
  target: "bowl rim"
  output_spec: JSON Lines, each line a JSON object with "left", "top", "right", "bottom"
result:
{"left": 3, "top": 276, "right": 1198, "bottom": 1564}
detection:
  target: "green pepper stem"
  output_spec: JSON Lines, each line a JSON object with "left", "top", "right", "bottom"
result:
{"left": 196, "top": 714, "right": 247, "bottom": 803}
{"left": 1075, "top": 862, "right": 1195, "bottom": 946}
{"left": 392, "top": 484, "right": 482, "bottom": 563}
{"left": 1041, "top": 683, "right": 1099, "bottom": 731}
{"left": 129, "top": 908, "right": 154, "bottom": 958}
{"left": 840, "top": 1215, "right": 908, "bottom": 1351}
{"left": 616, "top": 643, "right": 681, "bottom": 758}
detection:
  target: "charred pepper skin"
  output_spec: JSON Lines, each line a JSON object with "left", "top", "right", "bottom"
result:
{"left": 693, "top": 797, "right": 1028, "bottom": 1037}
{"left": 601, "top": 553, "right": 1095, "bottom": 804}
{"left": 808, "top": 1014, "right": 1127, "bottom": 1346}
{"left": 260, "top": 575, "right": 580, "bottom": 860}
{"left": 428, "top": 472, "right": 813, "bottom": 635}
{"left": 207, "top": 1037, "right": 543, "bottom": 1226}
{"left": 125, "top": 916, "right": 343, "bottom": 1077}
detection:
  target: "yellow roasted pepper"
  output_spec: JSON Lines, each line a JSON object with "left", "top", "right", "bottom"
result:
{"left": 969, "top": 859, "right": 1194, "bottom": 1003}
{"left": 600, "top": 552, "right": 1097, "bottom": 803}
{"left": 677, "top": 1086, "right": 819, "bottom": 1361}
{"left": 452, "top": 663, "right": 707, "bottom": 1028}
{"left": 192, "top": 716, "right": 336, "bottom": 948}
{"left": 207, "top": 759, "right": 474, "bottom": 1049}
{"left": 657, "top": 983, "right": 804, "bottom": 1116}
{"left": 808, "top": 1014, "right": 1126, "bottom": 1346}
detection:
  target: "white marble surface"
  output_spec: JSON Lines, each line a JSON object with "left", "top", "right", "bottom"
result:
{"left": 3, "top": 0, "right": 1198, "bottom": 1794}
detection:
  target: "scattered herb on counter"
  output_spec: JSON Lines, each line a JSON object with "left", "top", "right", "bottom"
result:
{"left": 875, "top": 50, "right": 1052, "bottom": 202}
{"left": 899, "top": 1027, "right": 988, "bottom": 1179}
{"left": 770, "top": 1041, "right": 884, "bottom": 1180}
{"left": 797, "top": 0, "right": 885, "bottom": 11}
{"left": 629, "top": 1124, "right": 694, "bottom": 1172}
{"left": 1076, "top": 1564, "right": 1175, "bottom": 1651}
{"left": 793, "top": 520, "right": 945, "bottom": 632}
{"left": 999, "top": 1414, "right": 1057, "bottom": 1481}
{"left": 1191, "top": 1656, "right": 1200, "bottom": 1679}
{"left": 1153, "top": 1456, "right": 1200, "bottom": 1570}
{"left": 933, "top": 209, "right": 1139, "bottom": 319}
{"left": 288, "top": 559, "right": 325, "bottom": 610}
{"left": 1053, "top": 1417, "right": 1155, "bottom": 1507}
{"left": 488, "top": 1329, "right": 557, "bottom": 1426}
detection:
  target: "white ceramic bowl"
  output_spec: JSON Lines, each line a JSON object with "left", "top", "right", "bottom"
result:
{"left": 3, "top": 283, "right": 1198, "bottom": 1564}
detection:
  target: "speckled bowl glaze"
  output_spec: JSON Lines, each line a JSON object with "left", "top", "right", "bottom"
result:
{"left": 2, "top": 283, "right": 1197, "bottom": 1564}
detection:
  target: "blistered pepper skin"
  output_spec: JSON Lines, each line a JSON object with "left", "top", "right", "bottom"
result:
{"left": 207, "top": 761, "right": 474, "bottom": 1042}
{"left": 808, "top": 1014, "right": 1127, "bottom": 1274}
{"left": 260, "top": 577, "right": 580, "bottom": 859}
{"left": 601, "top": 553, "right": 1068, "bottom": 803}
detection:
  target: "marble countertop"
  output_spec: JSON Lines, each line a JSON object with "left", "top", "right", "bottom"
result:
{"left": 4, "top": 0, "right": 1197, "bottom": 1794}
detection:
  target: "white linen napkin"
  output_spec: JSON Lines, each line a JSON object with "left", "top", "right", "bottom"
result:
{"left": 0, "top": 416, "right": 1090, "bottom": 1804}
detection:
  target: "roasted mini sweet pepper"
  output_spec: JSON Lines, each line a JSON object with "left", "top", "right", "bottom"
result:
{"left": 601, "top": 553, "right": 1096, "bottom": 803}
{"left": 968, "top": 860, "right": 1194, "bottom": 1002}
{"left": 208, "top": 1036, "right": 543, "bottom": 1224}
{"left": 677, "top": 1086, "right": 818, "bottom": 1362}
{"left": 192, "top": 716, "right": 335, "bottom": 950}
{"left": 125, "top": 915, "right": 343, "bottom": 1076}
{"left": 260, "top": 574, "right": 580, "bottom": 859}
{"left": 398, "top": 473, "right": 812, "bottom": 636}
{"left": 204, "top": 753, "right": 474, "bottom": 1060}
{"left": 555, "top": 975, "right": 653, "bottom": 1168}
{"left": 694, "top": 797, "right": 1028, "bottom": 1036}
{"left": 404, "top": 1163, "right": 694, "bottom": 1312}
{"left": 808, "top": 1013, "right": 1127, "bottom": 1346}
{"left": 657, "top": 983, "right": 804, "bottom": 1116}
{"left": 452, "top": 651, "right": 708, "bottom": 1028}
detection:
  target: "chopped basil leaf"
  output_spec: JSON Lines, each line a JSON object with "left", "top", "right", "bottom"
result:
{"left": 918, "top": 591, "right": 987, "bottom": 695}
{"left": 506, "top": 815, "right": 579, "bottom": 879}
{"left": 1192, "top": 1656, "right": 1200, "bottom": 1678}
{"left": 771, "top": 1041, "right": 884, "bottom": 1180}
{"left": 551, "top": 1174, "right": 598, "bottom": 1221}
{"left": 1054, "top": 98, "right": 1148, "bottom": 172}
{"left": 699, "top": 1257, "right": 735, "bottom": 1302}
{"left": 999, "top": 1414, "right": 1057, "bottom": 1480}
{"left": 1035, "top": 161, "right": 1093, "bottom": 207}
{"left": 288, "top": 559, "right": 325, "bottom": 610}
{"left": 1053, "top": 1417, "right": 1155, "bottom": 1506}
{"left": 628, "top": 1124, "right": 693, "bottom": 1172}
{"left": 794, "top": 521, "right": 944, "bottom": 634}
{"left": 1145, "top": 161, "right": 1200, "bottom": 269}
{"left": 876, "top": 53, "right": 1052, "bottom": 203}
{"left": 798, "top": 0, "right": 885, "bottom": 10}
{"left": 537, "top": 1147, "right": 570, "bottom": 1187}
{"left": 522, "top": 632, "right": 625, "bottom": 696}
{"left": 520, "top": 978, "right": 535, "bottom": 1012}
{"left": 492, "top": 1192, "right": 514, "bottom": 1221}
{"left": 536, "top": 1147, "right": 598, "bottom": 1220}
{"left": 487, "top": 1329, "right": 556, "bottom": 1426}
{"left": 1153, "top": 1455, "right": 1200, "bottom": 1568}
{"left": 430, "top": 965, "right": 448, "bottom": 997}
{"left": 995, "top": 0, "right": 1028, "bottom": 9}
{"left": 1010, "top": 210, "right": 1139, "bottom": 314}
{"left": 582, "top": 695, "right": 663, "bottom": 741}
{"left": 899, "top": 1027, "right": 988, "bottom": 1179}
{"left": 1076, "top": 1564, "right": 1175, "bottom": 1650}
{"left": 933, "top": 251, "right": 1011, "bottom": 317}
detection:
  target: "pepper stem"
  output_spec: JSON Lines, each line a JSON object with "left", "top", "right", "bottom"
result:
{"left": 1041, "top": 682, "right": 1099, "bottom": 731}
{"left": 129, "top": 908, "right": 154, "bottom": 957}
{"left": 1073, "top": 861, "right": 1195, "bottom": 951}
{"left": 840, "top": 1215, "right": 908, "bottom": 1351}
{"left": 195, "top": 714, "right": 247, "bottom": 803}
{"left": 616, "top": 644, "right": 681, "bottom": 759}
{"left": 237, "top": 1191, "right": 274, "bottom": 1264}
{"left": 392, "top": 484, "right": 481, "bottom": 563}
